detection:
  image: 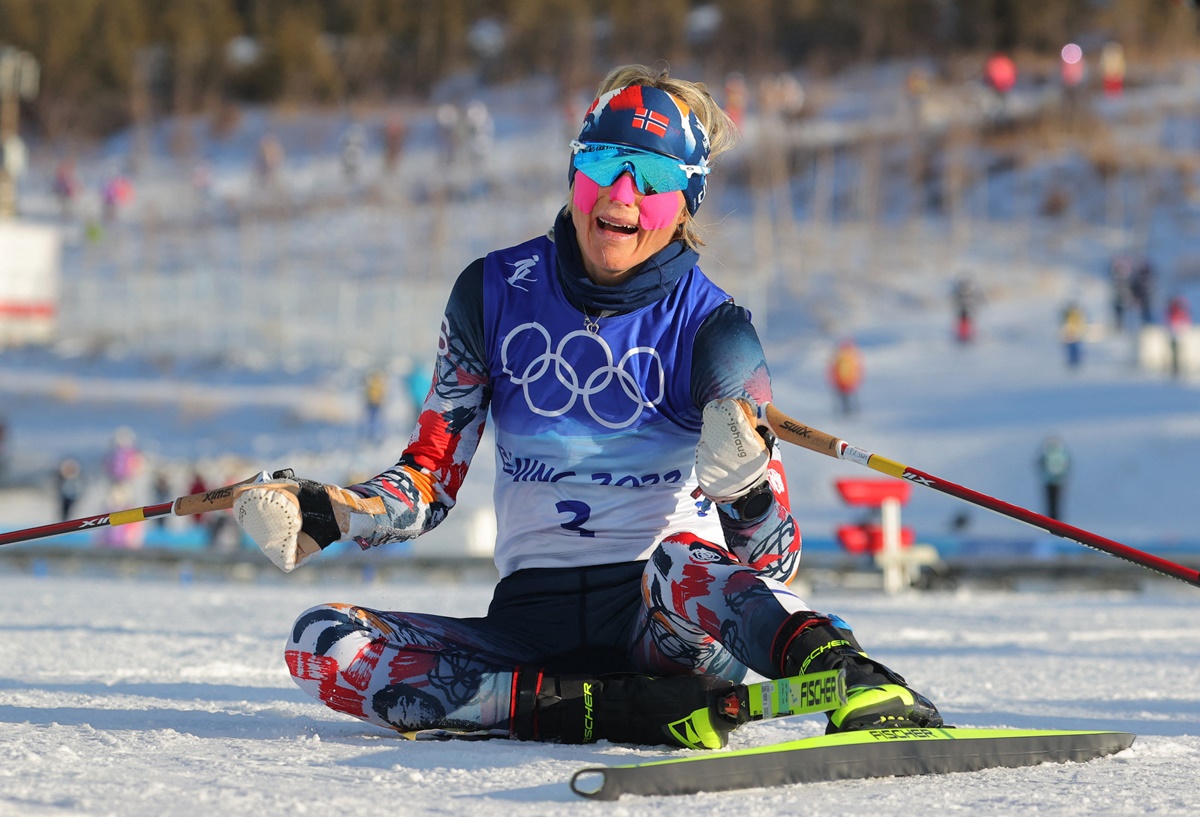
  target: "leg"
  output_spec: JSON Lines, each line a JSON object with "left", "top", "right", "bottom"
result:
{"left": 286, "top": 603, "right": 533, "bottom": 735}
{"left": 632, "top": 534, "right": 810, "bottom": 679}
{"left": 487, "top": 562, "right": 747, "bottom": 750}
{"left": 287, "top": 590, "right": 743, "bottom": 750}
{"left": 633, "top": 536, "right": 941, "bottom": 734}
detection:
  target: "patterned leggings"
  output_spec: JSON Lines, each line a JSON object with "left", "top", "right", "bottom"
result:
{"left": 285, "top": 534, "right": 810, "bottom": 735}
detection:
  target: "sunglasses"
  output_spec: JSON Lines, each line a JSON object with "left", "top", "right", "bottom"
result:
{"left": 569, "top": 140, "right": 709, "bottom": 195}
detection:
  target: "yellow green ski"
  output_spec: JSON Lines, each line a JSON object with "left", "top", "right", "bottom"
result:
{"left": 571, "top": 726, "right": 1136, "bottom": 799}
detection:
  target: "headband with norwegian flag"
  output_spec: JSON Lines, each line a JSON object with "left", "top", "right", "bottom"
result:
{"left": 572, "top": 84, "right": 712, "bottom": 215}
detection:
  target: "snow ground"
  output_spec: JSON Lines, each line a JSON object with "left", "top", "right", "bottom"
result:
{"left": 1, "top": 574, "right": 1197, "bottom": 816}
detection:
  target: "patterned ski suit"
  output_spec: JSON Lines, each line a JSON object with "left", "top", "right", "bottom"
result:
{"left": 285, "top": 216, "right": 810, "bottom": 737}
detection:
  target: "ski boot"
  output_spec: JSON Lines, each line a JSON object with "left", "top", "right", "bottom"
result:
{"left": 771, "top": 612, "right": 942, "bottom": 734}
{"left": 510, "top": 669, "right": 749, "bottom": 749}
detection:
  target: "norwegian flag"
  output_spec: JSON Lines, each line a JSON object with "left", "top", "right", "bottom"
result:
{"left": 632, "top": 107, "right": 669, "bottom": 137}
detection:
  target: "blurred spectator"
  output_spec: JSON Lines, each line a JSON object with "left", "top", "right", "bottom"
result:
{"left": 152, "top": 470, "right": 172, "bottom": 528}
{"left": 1130, "top": 259, "right": 1155, "bottom": 325}
{"left": 984, "top": 52, "right": 1017, "bottom": 99}
{"left": 465, "top": 100, "right": 494, "bottom": 195}
{"left": 53, "top": 158, "right": 80, "bottom": 218}
{"left": 777, "top": 74, "right": 805, "bottom": 122}
{"left": 436, "top": 103, "right": 461, "bottom": 167}
{"left": 104, "top": 427, "right": 142, "bottom": 487}
{"left": 1166, "top": 295, "right": 1191, "bottom": 380}
{"left": 256, "top": 133, "right": 284, "bottom": 186}
{"left": 183, "top": 470, "right": 211, "bottom": 533}
{"left": 1109, "top": 255, "right": 1135, "bottom": 332}
{"left": 101, "top": 174, "right": 133, "bottom": 223}
{"left": 1060, "top": 43, "right": 1088, "bottom": 127}
{"left": 723, "top": 73, "right": 747, "bottom": 131}
{"left": 1060, "top": 302, "right": 1087, "bottom": 370}
{"left": 56, "top": 458, "right": 84, "bottom": 521}
{"left": 951, "top": 276, "right": 983, "bottom": 344}
{"left": 905, "top": 66, "right": 931, "bottom": 124}
{"left": 1100, "top": 42, "right": 1126, "bottom": 97}
{"left": 827, "top": 339, "right": 864, "bottom": 416}
{"left": 100, "top": 427, "right": 144, "bottom": 547}
{"left": 383, "top": 113, "right": 408, "bottom": 175}
{"left": 465, "top": 99, "right": 489, "bottom": 139}
{"left": 341, "top": 123, "right": 366, "bottom": 183}
{"left": 560, "top": 88, "right": 588, "bottom": 142}
{"left": 363, "top": 369, "right": 388, "bottom": 443}
{"left": 758, "top": 73, "right": 805, "bottom": 123}
{"left": 1061, "top": 43, "right": 1087, "bottom": 89}
{"left": 191, "top": 160, "right": 214, "bottom": 204}
{"left": 1037, "top": 436, "right": 1071, "bottom": 521}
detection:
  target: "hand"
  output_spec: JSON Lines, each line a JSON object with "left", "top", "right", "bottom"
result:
{"left": 234, "top": 477, "right": 384, "bottom": 572}
{"left": 694, "top": 398, "right": 772, "bottom": 505}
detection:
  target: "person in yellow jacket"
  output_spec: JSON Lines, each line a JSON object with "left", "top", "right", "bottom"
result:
{"left": 362, "top": 370, "right": 388, "bottom": 443}
{"left": 1060, "top": 302, "right": 1087, "bottom": 370}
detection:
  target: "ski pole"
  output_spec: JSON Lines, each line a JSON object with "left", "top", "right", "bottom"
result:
{"left": 0, "top": 468, "right": 294, "bottom": 547}
{"left": 761, "top": 403, "right": 1200, "bottom": 588}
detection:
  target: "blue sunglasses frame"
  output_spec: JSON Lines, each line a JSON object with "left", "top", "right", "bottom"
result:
{"left": 569, "top": 140, "right": 709, "bottom": 195}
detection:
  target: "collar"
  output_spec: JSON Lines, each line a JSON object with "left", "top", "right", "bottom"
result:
{"left": 552, "top": 210, "right": 699, "bottom": 315}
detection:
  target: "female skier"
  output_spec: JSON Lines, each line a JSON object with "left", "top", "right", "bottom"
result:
{"left": 233, "top": 64, "right": 941, "bottom": 749}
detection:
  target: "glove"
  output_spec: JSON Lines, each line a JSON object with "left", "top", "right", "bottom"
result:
{"left": 234, "top": 477, "right": 385, "bottom": 572}
{"left": 695, "top": 398, "right": 773, "bottom": 505}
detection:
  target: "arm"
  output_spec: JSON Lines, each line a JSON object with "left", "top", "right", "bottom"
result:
{"left": 234, "top": 260, "right": 493, "bottom": 571}
{"left": 691, "top": 303, "right": 801, "bottom": 584}
{"left": 347, "top": 259, "right": 492, "bottom": 546}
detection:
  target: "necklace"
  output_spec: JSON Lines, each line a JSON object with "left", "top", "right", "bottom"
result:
{"left": 583, "top": 307, "right": 616, "bottom": 334}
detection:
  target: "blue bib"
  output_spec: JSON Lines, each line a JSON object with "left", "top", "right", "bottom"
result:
{"left": 481, "top": 234, "right": 730, "bottom": 575}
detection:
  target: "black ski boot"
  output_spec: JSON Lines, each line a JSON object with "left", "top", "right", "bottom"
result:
{"left": 511, "top": 670, "right": 749, "bottom": 749}
{"left": 771, "top": 612, "right": 942, "bottom": 734}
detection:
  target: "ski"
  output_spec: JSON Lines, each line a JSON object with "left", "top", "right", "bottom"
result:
{"left": 570, "top": 726, "right": 1136, "bottom": 800}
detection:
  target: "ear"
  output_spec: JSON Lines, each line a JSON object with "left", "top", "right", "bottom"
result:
{"left": 674, "top": 209, "right": 690, "bottom": 239}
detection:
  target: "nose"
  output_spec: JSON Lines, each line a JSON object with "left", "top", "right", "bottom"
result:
{"left": 609, "top": 172, "right": 637, "bottom": 205}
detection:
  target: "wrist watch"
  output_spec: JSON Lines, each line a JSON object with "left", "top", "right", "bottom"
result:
{"left": 726, "top": 479, "right": 773, "bottom": 522}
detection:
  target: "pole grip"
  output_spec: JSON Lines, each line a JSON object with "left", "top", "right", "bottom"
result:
{"left": 171, "top": 469, "right": 294, "bottom": 517}
{"left": 763, "top": 403, "right": 843, "bottom": 459}
{"left": 172, "top": 484, "right": 244, "bottom": 517}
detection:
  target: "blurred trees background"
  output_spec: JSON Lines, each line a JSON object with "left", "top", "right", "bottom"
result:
{"left": 0, "top": 0, "right": 1197, "bottom": 141}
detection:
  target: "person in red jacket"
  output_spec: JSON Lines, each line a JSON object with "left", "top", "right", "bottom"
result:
{"left": 828, "top": 339, "right": 864, "bottom": 416}
{"left": 1166, "top": 295, "right": 1191, "bottom": 380}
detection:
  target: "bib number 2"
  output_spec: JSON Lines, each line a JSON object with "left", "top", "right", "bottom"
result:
{"left": 556, "top": 500, "right": 596, "bottom": 538}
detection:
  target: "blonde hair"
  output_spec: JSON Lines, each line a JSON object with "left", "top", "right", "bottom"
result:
{"left": 574, "top": 63, "right": 738, "bottom": 251}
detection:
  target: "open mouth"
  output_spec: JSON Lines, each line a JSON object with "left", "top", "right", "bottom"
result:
{"left": 596, "top": 216, "right": 637, "bottom": 235}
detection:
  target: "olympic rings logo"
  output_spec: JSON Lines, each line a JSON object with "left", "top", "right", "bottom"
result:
{"left": 500, "top": 322, "right": 664, "bottom": 429}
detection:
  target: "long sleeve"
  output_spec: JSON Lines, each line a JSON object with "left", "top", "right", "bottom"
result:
{"left": 691, "top": 302, "right": 802, "bottom": 584}
{"left": 347, "top": 260, "right": 492, "bottom": 546}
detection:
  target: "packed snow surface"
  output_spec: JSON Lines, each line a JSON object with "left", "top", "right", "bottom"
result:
{"left": 0, "top": 575, "right": 1197, "bottom": 816}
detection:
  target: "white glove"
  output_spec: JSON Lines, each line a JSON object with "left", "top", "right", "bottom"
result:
{"left": 234, "top": 478, "right": 385, "bottom": 572}
{"left": 694, "top": 398, "right": 772, "bottom": 504}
